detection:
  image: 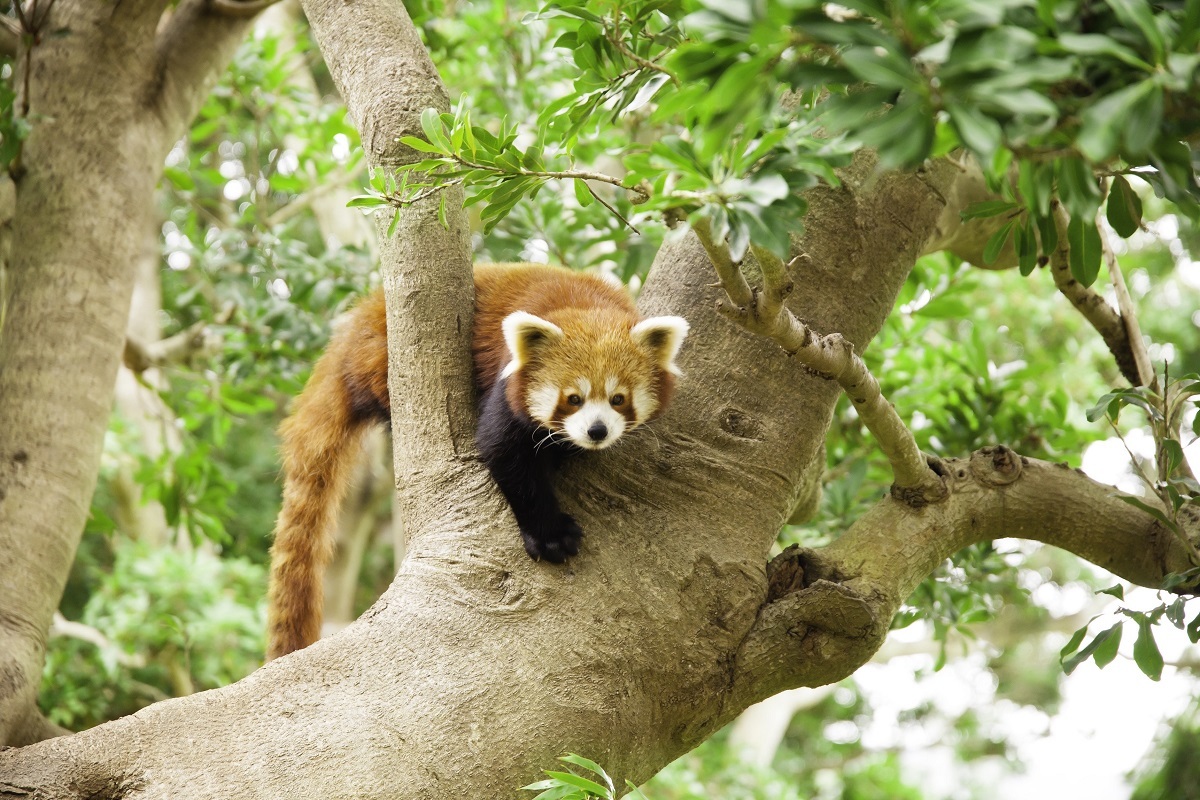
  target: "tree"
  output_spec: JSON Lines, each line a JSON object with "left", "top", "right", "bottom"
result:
{"left": 2, "top": 0, "right": 1199, "bottom": 796}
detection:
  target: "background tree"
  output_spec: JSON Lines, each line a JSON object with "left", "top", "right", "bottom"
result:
{"left": 1, "top": 0, "right": 1199, "bottom": 797}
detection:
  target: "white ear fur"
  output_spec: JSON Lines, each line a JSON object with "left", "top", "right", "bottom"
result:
{"left": 500, "top": 311, "right": 563, "bottom": 378}
{"left": 631, "top": 316, "right": 690, "bottom": 376}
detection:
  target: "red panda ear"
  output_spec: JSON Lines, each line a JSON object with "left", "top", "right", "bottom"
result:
{"left": 631, "top": 316, "right": 690, "bottom": 376}
{"left": 501, "top": 311, "right": 563, "bottom": 378}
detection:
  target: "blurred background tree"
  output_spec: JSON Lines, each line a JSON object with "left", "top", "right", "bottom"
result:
{"left": 13, "top": 0, "right": 1199, "bottom": 796}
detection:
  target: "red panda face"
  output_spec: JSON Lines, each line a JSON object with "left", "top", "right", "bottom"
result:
{"left": 501, "top": 308, "right": 689, "bottom": 450}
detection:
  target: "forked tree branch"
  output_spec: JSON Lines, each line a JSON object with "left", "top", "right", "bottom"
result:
{"left": 122, "top": 306, "right": 233, "bottom": 374}
{"left": 729, "top": 446, "right": 1200, "bottom": 707}
{"left": 692, "top": 218, "right": 947, "bottom": 506}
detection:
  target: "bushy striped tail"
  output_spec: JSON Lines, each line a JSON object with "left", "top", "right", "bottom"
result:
{"left": 265, "top": 355, "right": 368, "bottom": 660}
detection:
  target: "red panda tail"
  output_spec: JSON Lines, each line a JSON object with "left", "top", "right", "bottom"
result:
{"left": 266, "top": 291, "right": 388, "bottom": 660}
{"left": 265, "top": 349, "right": 369, "bottom": 661}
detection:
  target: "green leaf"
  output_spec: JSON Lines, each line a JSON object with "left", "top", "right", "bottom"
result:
{"left": 346, "top": 195, "right": 387, "bottom": 208}
{"left": 1106, "top": 175, "right": 1143, "bottom": 238}
{"left": 1133, "top": 617, "right": 1164, "bottom": 680}
{"left": 1057, "top": 33, "right": 1153, "bottom": 71}
{"left": 1189, "top": 611, "right": 1200, "bottom": 643}
{"left": 558, "top": 755, "right": 613, "bottom": 790}
{"left": 1035, "top": 212, "right": 1058, "bottom": 256}
{"left": 1098, "top": 584, "right": 1125, "bottom": 600}
{"left": 1060, "top": 622, "right": 1090, "bottom": 661}
{"left": 573, "top": 179, "right": 594, "bottom": 208}
{"left": 840, "top": 46, "right": 918, "bottom": 90}
{"left": 1062, "top": 621, "right": 1120, "bottom": 674}
{"left": 1076, "top": 81, "right": 1157, "bottom": 162}
{"left": 1122, "top": 82, "right": 1163, "bottom": 155}
{"left": 543, "top": 771, "right": 610, "bottom": 797}
{"left": 1103, "top": 0, "right": 1166, "bottom": 64}
{"left": 946, "top": 101, "right": 1003, "bottom": 161}
{"left": 1016, "top": 219, "right": 1038, "bottom": 275}
{"left": 1018, "top": 160, "right": 1053, "bottom": 216}
{"left": 1166, "top": 597, "right": 1186, "bottom": 629}
{"left": 1092, "top": 623, "right": 1123, "bottom": 669}
{"left": 983, "top": 220, "right": 1014, "bottom": 266}
{"left": 1058, "top": 157, "right": 1102, "bottom": 220}
{"left": 1162, "top": 438, "right": 1185, "bottom": 477}
{"left": 961, "top": 200, "right": 1018, "bottom": 221}
{"left": 1066, "top": 216, "right": 1102, "bottom": 287}
{"left": 420, "top": 107, "right": 452, "bottom": 152}
{"left": 399, "top": 135, "right": 447, "bottom": 155}
{"left": 162, "top": 166, "right": 196, "bottom": 191}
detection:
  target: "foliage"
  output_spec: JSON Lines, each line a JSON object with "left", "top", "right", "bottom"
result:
{"left": 1057, "top": 368, "right": 1200, "bottom": 680}
{"left": 1131, "top": 701, "right": 1200, "bottom": 800}
{"left": 645, "top": 695, "right": 927, "bottom": 800}
{"left": 522, "top": 754, "right": 648, "bottom": 800}
{"left": 371, "top": 0, "right": 1199, "bottom": 286}
{"left": 31, "top": 0, "right": 1200, "bottom": 793}
{"left": 39, "top": 540, "right": 265, "bottom": 731}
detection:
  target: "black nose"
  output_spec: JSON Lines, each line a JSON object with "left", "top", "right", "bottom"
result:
{"left": 587, "top": 423, "right": 608, "bottom": 442}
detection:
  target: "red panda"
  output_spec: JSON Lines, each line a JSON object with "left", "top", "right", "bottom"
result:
{"left": 266, "top": 263, "right": 688, "bottom": 659}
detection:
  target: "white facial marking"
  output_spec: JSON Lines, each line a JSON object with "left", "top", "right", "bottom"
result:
{"left": 605, "top": 376, "right": 619, "bottom": 396}
{"left": 527, "top": 384, "right": 560, "bottom": 424}
{"left": 563, "top": 400, "right": 627, "bottom": 450}
{"left": 577, "top": 377, "right": 591, "bottom": 398}
{"left": 632, "top": 385, "right": 656, "bottom": 424}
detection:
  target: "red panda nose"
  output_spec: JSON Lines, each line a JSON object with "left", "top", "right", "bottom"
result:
{"left": 587, "top": 423, "right": 608, "bottom": 442}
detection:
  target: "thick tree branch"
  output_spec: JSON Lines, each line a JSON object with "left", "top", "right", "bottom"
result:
{"left": 152, "top": 0, "right": 260, "bottom": 144}
{"left": 300, "top": 0, "right": 476, "bottom": 537}
{"left": 692, "top": 223, "right": 947, "bottom": 505}
{"left": 729, "top": 446, "right": 1200, "bottom": 707}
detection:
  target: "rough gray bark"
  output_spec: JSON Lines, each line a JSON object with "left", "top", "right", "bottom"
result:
{"left": 0, "top": 0, "right": 258, "bottom": 746}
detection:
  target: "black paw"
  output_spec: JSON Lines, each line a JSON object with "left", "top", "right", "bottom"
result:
{"left": 521, "top": 513, "right": 583, "bottom": 563}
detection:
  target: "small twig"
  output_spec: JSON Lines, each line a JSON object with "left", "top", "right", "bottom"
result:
{"left": 693, "top": 216, "right": 752, "bottom": 308}
{"left": 123, "top": 306, "right": 233, "bottom": 374}
{"left": 454, "top": 155, "right": 648, "bottom": 202}
{"left": 693, "top": 224, "right": 947, "bottom": 505}
{"left": 266, "top": 160, "right": 368, "bottom": 226}
{"left": 383, "top": 179, "right": 463, "bottom": 209}
{"left": 601, "top": 29, "right": 680, "bottom": 87}
{"left": 584, "top": 182, "right": 640, "bottom": 235}
{"left": 1097, "top": 202, "right": 1155, "bottom": 389}
{"left": 1048, "top": 204, "right": 1144, "bottom": 386}
{"left": 50, "top": 612, "right": 145, "bottom": 667}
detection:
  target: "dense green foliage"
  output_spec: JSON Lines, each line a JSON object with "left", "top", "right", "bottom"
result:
{"left": 5, "top": 0, "right": 1198, "bottom": 795}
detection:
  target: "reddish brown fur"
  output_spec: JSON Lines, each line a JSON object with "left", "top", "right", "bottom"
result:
{"left": 266, "top": 264, "right": 674, "bottom": 659}
{"left": 265, "top": 291, "right": 387, "bottom": 660}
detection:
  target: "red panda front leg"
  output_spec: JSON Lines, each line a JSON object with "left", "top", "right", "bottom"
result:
{"left": 476, "top": 379, "right": 583, "bottom": 563}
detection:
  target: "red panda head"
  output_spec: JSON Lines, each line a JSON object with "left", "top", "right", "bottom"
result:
{"left": 500, "top": 308, "right": 689, "bottom": 450}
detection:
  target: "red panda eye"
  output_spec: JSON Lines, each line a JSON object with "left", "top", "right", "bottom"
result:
{"left": 567, "top": 394, "right": 583, "bottom": 406}
{"left": 610, "top": 394, "right": 625, "bottom": 406}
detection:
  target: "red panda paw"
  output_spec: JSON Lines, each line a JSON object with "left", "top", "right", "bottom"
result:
{"left": 521, "top": 513, "right": 583, "bottom": 564}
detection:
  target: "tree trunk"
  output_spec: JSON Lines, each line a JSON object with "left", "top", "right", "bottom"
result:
{"left": 0, "top": 0, "right": 257, "bottom": 747}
